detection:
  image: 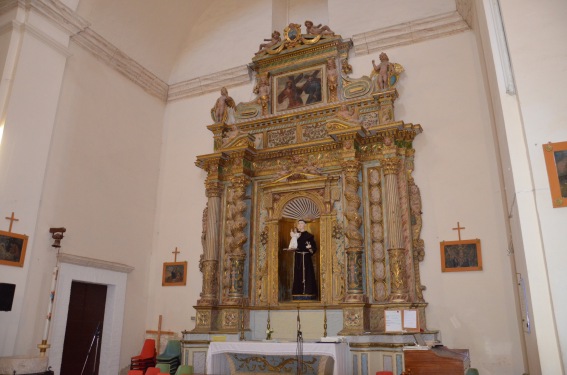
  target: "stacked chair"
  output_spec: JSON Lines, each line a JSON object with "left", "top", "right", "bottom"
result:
{"left": 156, "top": 340, "right": 181, "bottom": 375}
{"left": 130, "top": 338, "right": 156, "bottom": 373}
{"left": 175, "top": 365, "right": 194, "bottom": 375}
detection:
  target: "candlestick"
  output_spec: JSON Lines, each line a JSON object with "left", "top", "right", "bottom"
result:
{"left": 323, "top": 304, "right": 327, "bottom": 338}
{"left": 38, "top": 266, "right": 58, "bottom": 355}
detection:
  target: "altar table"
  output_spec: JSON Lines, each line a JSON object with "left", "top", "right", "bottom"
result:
{"left": 206, "top": 341, "right": 349, "bottom": 374}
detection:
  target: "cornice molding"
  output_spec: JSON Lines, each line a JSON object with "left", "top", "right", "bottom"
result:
{"left": 167, "top": 65, "right": 251, "bottom": 102}
{"left": 72, "top": 27, "right": 168, "bottom": 101}
{"left": 352, "top": 11, "right": 469, "bottom": 56}
{"left": 28, "top": 0, "right": 90, "bottom": 35}
{"left": 58, "top": 252, "right": 134, "bottom": 273}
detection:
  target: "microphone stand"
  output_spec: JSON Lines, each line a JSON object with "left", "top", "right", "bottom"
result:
{"left": 81, "top": 322, "right": 102, "bottom": 375}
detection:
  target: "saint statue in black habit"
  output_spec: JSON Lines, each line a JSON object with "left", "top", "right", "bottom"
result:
{"left": 291, "top": 219, "right": 318, "bottom": 300}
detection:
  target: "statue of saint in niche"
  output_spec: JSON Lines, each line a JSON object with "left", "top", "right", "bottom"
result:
{"left": 280, "top": 219, "right": 319, "bottom": 301}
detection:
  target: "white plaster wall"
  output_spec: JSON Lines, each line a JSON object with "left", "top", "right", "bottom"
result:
{"left": 169, "top": 0, "right": 271, "bottom": 82}
{"left": 499, "top": 0, "right": 567, "bottom": 368}
{"left": 0, "top": 28, "right": 68, "bottom": 356}
{"left": 0, "top": 30, "right": 10, "bottom": 78}
{"left": 16, "top": 42, "right": 164, "bottom": 369}
{"left": 329, "top": 0, "right": 456, "bottom": 36}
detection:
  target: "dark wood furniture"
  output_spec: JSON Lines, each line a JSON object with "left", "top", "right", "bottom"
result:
{"left": 404, "top": 347, "right": 470, "bottom": 375}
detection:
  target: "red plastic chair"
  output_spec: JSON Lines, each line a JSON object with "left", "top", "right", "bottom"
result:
{"left": 130, "top": 339, "right": 157, "bottom": 371}
{"left": 376, "top": 372, "right": 393, "bottom": 375}
{"left": 128, "top": 371, "right": 143, "bottom": 375}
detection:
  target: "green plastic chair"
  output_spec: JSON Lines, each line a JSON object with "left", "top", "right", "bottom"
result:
{"left": 466, "top": 369, "right": 480, "bottom": 375}
{"left": 155, "top": 363, "right": 170, "bottom": 374}
{"left": 157, "top": 340, "right": 181, "bottom": 361}
{"left": 175, "top": 365, "right": 194, "bottom": 375}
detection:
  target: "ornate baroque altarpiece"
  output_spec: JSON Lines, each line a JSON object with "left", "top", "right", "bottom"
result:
{"left": 192, "top": 24, "right": 426, "bottom": 337}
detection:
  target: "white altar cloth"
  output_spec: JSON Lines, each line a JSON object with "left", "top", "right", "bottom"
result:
{"left": 206, "top": 341, "right": 349, "bottom": 374}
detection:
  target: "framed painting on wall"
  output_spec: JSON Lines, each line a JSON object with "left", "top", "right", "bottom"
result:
{"left": 440, "top": 239, "right": 482, "bottom": 272}
{"left": 273, "top": 65, "right": 326, "bottom": 113}
{"left": 162, "top": 261, "right": 187, "bottom": 286}
{"left": 543, "top": 141, "right": 567, "bottom": 208}
{"left": 0, "top": 231, "right": 28, "bottom": 267}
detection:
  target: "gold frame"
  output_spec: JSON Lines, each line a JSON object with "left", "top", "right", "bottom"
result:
{"left": 0, "top": 230, "right": 28, "bottom": 267}
{"left": 543, "top": 141, "right": 567, "bottom": 208}
{"left": 162, "top": 261, "right": 187, "bottom": 286}
{"left": 440, "top": 239, "right": 482, "bottom": 272}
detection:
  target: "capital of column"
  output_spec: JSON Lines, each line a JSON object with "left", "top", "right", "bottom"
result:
{"left": 381, "top": 157, "right": 401, "bottom": 175}
{"left": 230, "top": 175, "right": 249, "bottom": 190}
{"left": 205, "top": 181, "right": 223, "bottom": 198}
{"left": 341, "top": 160, "right": 361, "bottom": 175}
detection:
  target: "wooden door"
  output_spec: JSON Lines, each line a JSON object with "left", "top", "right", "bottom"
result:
{"left": 60, "top": 281, "right": 107, "bottom": 375}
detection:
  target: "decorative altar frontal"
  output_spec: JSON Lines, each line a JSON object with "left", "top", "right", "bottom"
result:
{"left": 206, "top": 341, "right": 349, "bottom": 375}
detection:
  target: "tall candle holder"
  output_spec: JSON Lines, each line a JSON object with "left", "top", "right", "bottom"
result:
{"left": 323, "top": 304, "right": 328, "bottom": 338}
{"left": 265, "top": 304, "right": 273, "bottom": 340}
{"left": 239, "top": 298, "right": 246, "bottom": 341}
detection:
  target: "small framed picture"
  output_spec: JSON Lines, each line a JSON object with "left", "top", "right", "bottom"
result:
{"left": 0, "top": 231, "right": 28, "bottom": 267}
{"left": 162, "top": 261, "right": 187, "bottom": 286}
{"left": 440, "top": 239, "right": 482, "bottom": 272}
{"left": 543, "top": 141, "right": 567, "bottom": 208}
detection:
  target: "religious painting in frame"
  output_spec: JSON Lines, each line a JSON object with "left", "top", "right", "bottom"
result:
{"left": 0, "top": 230, "right": 28, "bottom": 267}
{"left": 162, "top": 261, "right": 187, "bottom": 286}
{"left": 273, "top": 65, "right": 326, "bottom": 113}
{"left": 440, "top": 239, "right": 482, "bottom": 272}
{"left": 543, "top": 141, "right": 567, "bottom": 208}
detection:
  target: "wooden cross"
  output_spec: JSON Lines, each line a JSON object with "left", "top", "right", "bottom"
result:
{"left": 146, "top": 315, "right": 175, "bottom": 354}
{"left": 5, "top": 212, "right": 19, "bottom": 233}
{"left": 452, "top": 221, "right": 466, "bottom": 241}
{"left": 172, "top": 247, "right": 180, "bottom": 262}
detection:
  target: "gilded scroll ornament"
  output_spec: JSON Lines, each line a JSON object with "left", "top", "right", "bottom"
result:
{"left": 327, "top": 58, "right": 339, "bottom": 102}
{"left": 388, "top": 248, "right": 409, "bottom": 302}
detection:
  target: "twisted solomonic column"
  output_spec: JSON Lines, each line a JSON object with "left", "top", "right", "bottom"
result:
{"left": 342, "top": 160, "right": 365, "bottom": 302}
{"left": 226, "top": 175, "right": 249, "bottom": 305}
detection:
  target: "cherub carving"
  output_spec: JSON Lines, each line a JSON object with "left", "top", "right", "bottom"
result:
{"left": 336, "top": 104, "right": 360, "bottom": 123}
{"left": 327, "top": 58, "right": 338, "bottom": 102}
{"left": 257, "top": 30, "right": 281, "bottom": 54}
{"left": 254, "top": 74, "right": 270, "bottom": 115}
{"left": 304, "top": 20, "right": 334, "bottom": 36}
{"left": 372, "top": 52, "right": 394, "bottom": 91}
{"left": 211, "top": 87, "right": 236, "bottom": 123}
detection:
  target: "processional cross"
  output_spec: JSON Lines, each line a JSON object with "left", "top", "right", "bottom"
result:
{"left": 145, "top": 315, "right": 175, "bottom": 354}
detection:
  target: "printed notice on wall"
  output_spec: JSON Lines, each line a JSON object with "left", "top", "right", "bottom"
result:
{"left": 385, "top": 310, "right": 403, "bottom": 332}
{"left": 403, "top": 309, "right": 418, "bottom": 329}
{"left": 385, "top": 309, "right": 420, "bottom": 332}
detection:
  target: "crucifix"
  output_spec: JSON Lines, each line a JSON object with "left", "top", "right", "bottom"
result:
{"left": 172, "top": 247, "right": 180, "bottom": 262}
{"left": 452, "top": 221, "right": 466, "bottom": 241}
{"left": 145, "top": 315, "right": 175, "bottom": 354}
{"left": 5, "top": 212, "right": 19, "bottom": 233}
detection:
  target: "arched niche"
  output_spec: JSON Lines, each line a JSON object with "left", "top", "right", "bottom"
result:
{"left": 259, "top": 173, "right": 340, "bottom": 307}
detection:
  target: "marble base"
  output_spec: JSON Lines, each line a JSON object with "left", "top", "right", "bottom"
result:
{"left": 0, "top": 355, "right": 48, "bottom": 374}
